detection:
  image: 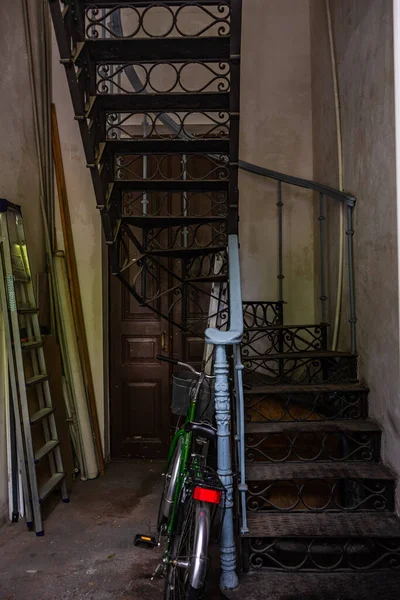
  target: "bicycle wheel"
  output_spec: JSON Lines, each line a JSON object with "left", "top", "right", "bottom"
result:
{"left": 158, "top": 437, "right": 183, "bottom": 532}
{"left": 164, "top": 495, "right": 210, "bottom": 600}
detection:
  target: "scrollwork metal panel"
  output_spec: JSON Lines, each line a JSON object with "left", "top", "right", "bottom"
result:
{"left": 97, "top": 61, "right": 230, "bottom": 95}
{"left": 246, "top": 479, "right": 392, "bottom": 512}
{"left": 242, "top": 301, "right": 283, "bottom": 328}
{"left": 122, "top": 190, "right": 228, "bottom": 217}
{"left": 246, "top": 537, "right": 400, "bottom": 572}
{"left": 115, "top": 153, "right": 229, "bottom": 181}
{"left": 106, "top": 110, "right": 230, "bottom": 140}
{"left": 242, "top": 355, "right": 355, "bottom": 386}
{"left": 241, "top": 325, "right": 327, "bottom": 358}
{"left": 244, "top": 390, "right": 367, "bottom": 423}
{"left": 245, "top": 431, "right": 378, "bottom": 463}
{"left": 86, "top": 3, "right": 231, "bottom": 40}
{"left": 145, "top": 222, "right": 227, "bottom": 252}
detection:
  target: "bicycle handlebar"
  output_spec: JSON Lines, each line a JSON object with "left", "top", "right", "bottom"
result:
{"left": 156, "top": 354, "right": 252, "bottom": 389}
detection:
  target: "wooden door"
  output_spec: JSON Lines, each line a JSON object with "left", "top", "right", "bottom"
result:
{"left": 110, "top": 243, "right": 172, "bottom": 459}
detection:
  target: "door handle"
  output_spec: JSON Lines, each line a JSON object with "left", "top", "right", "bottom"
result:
{"left": 161, "top": 330, "right": 168, "bottom": 353}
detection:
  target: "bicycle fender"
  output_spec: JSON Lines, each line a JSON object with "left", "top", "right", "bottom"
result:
{"left": 189, "top": 501, "right": 210, "bottom": 590}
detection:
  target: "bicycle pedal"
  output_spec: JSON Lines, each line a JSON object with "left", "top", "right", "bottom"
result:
{"left": 134, "top": 534, "right": 157, "bottom": 549}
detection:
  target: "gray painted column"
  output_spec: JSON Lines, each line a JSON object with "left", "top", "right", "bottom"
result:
{"left": 214, "top": 344, "right": 239, "bottom": 591}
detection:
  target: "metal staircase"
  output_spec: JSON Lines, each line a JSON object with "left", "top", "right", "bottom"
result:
{"left": 50, "top": 0, "right": 242, "bottom": 335}
{"left": 51, "top": 3, "right": 400, "bottom": 598}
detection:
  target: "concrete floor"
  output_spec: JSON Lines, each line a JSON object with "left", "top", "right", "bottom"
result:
{"left": 0, "top": 461, "right": 223, "bottom": 600}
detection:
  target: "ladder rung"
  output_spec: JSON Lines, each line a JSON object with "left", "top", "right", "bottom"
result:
{"left": 18, "top": 306, "right": 38, "bottom": 314}
{"left": 21, "top": 340, "right": 43, "bottom": 351}
{"left": 26, "top": 374, "right": 49, "bottom": 387}
{"left": 34, "top": 440, "right": 60, "bottom": 464}
{"left": 13, "top": 274, "right": 30, "bottom": 282}
{"left": 38, "top": 473, "right": 66, "bottom": 503}
{"left": 30, "top": 407, "right": 55, "bottom": 426}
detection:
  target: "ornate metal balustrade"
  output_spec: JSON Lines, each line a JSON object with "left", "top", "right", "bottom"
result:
{"left": 239, "top": 160, "right": 357, "bottom": 353}
{"left": 85, "top": 2, "right": 232, "bottom": 40}
{"left": 242, "top": 354, "right": 357, "bottom": 386}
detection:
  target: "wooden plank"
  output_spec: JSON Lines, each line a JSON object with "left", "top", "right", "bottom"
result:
{"left": 51, "top": 104, "right": 104, "bottom": 475}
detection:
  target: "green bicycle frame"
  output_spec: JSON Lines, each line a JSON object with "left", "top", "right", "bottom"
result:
{"left": 163, "top": 373, "right": 204, "bottom": 555}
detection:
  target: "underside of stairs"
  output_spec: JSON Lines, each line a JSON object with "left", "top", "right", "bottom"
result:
{"left": 230, "top": 301, "right": 400, "bottom": 599}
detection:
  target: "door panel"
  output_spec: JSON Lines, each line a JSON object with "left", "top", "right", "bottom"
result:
{"left": 110, "top": 246, "right": 171, "bottom": 459}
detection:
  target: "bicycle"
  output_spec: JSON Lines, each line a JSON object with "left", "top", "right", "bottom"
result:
{"left": 135, "top": 355, "right": 224, "bottom": 599}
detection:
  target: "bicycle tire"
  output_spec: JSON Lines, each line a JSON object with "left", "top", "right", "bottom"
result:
{"left": 158, "top": 437, "right": 183, "bottom": 532}
{"left": 164, "top": 494, "right": 210, "bottom": 600}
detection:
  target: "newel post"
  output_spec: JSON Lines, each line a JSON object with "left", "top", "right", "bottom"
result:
{"left": 214, "top": 344, "right": 239, "bottom": 591}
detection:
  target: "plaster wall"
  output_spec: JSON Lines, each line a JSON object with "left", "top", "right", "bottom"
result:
{"left": 239, "top": 0, "right": 316, "bottom": 324}
{"left": 0, "top": 2, "right": 46, "bottom": 523}
{"left": 311, "top": 0, "right": 400, "bottom": 506}
{"left": 52, "top": 35, "right": 105, "bottom": 454}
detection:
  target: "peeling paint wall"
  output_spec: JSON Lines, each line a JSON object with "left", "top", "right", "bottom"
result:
{"left": 240, "top": 0, "right": 316, "bottom": 324}
{"left": 311, "top": 0, "right": 400, "bottom": 508}
{"left": 0, "top": 2, "right": 46, "bottom": 523}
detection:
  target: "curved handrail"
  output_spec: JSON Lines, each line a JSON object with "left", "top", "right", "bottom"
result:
{"left": 205, "top": 234, "right": 243, "bottom": 345}
{"left": 239, "top": 160, "right": 356, "bottom": 207}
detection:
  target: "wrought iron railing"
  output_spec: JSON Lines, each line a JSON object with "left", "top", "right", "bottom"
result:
{"left": 239, "top": 160, "right": 357, "bottom": 353}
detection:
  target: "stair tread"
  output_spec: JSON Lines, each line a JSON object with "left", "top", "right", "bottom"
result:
{"left": 34, "top": 440, "right": 60, "bottom": 463}
{"left": 95, "top": 93, "right": 230, "bottom": 114}
{"left": 243, "top": 351, "right": 354, "bottom": 360}
{"left": 30, "top": 407, "right": 54, "bottom": 426}
{"left": 222, "top": 572, "right": 400, "bottom": 600}
{"left": 246, "top": 461, "right": 394, "bottom": 481}
{"left": 122, "top": 215, "right": 226, "bottom": 227}
{"left": 38, "top": 473, "right": 65, "bottom": 503}
{"left": 245, "top": 419, "right": 381, "bottom": 434}
{"left": 245, "top": 512, "right": 400, "bottom": 538}
{"left": 244, "top": 324, "right": 328, "bottom": 332}
{"left": 85, "top": 37, "right": 230, "bottom": 62}
{"left": 146, "top": 245, "right": 225, "bottom": 257}
{"left": 245, "top": 383, "right": 369, "bottom": 394}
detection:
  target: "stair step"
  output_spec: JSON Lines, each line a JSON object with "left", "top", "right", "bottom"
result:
{"left": 30, "top": 407, "right": 55, "bottom": 426}
{"left": 222, "top": 572, "right": 400, "bottom": 600}
{"left": 122, "top": 215, "right": 226, "bottom": 228}
{"left": 94, "top": 92, "right": 230, "bottom": 115}
{"left": 244, "top": 323, "right": 328, "bottom": 332}
{"left": 243, "top": 351, "right": 353, "bottom": 361}
{"left": 246, "top": 461, "right": 394, "bottom": 481}
{"left": 21, "top": 340, "right": 43, "bottom": 351}
{"left": 34, "top": 440, "right": 60, "bottom": 464}
{"left": 245, "top": 419, "right": 380, "bottom": 434}
{"left": 107, "top": 138, "right": 229, "bottom": 155}
{"left": 26, "top": 374, "right": 49, "bottom": 388}
{"left": 245, "top": 383, "right": 369, "bottom": 395}
{"left": 243, "top": 512, "right": 400, "bottom": 538}
{"left": 84, "top": 37, "right": 230, "bottom": 62}
{"left": 245, "top": 512, "right": 400, "bottom": 538}
{"left": 38, "top": 473, "right": 66, "bottom": 503}
{"left": 145, "top": 245, "right": 225, "bottom": 258}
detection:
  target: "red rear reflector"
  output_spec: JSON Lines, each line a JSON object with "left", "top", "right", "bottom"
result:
{"left": 193, "top": 486, "right": 222, "bottom": 505}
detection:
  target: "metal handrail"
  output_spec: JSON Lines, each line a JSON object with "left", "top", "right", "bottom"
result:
{"left": 239, "top": 159, "right": 357, "bottom": 354}
{"left": 239, "top": 160, "right": 356, "bottom": 207}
